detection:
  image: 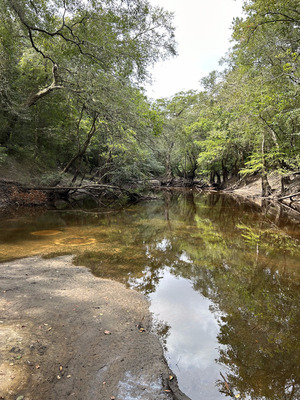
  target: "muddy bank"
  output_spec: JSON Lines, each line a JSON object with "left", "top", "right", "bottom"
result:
{"left": 0, "top": 256, "right": 179, "bottom": 400}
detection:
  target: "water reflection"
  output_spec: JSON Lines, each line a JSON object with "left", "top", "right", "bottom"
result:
{"left": 149, "top": 269, "right": 224, "bottom": 400}
{"left": 0, "top": 191, "right": 299, "bottom": 399}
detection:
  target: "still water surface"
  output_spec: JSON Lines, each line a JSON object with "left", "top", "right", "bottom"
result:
{"left": 1, "top": 191, "right": 299, "bottom": 399}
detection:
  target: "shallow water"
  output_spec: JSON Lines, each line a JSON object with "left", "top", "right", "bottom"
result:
{"left": 1, "top": 191, "right": 299, "bottom": 399}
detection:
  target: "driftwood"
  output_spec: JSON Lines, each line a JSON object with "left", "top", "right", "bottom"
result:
{"left": 21, "top": 183, "right": 152, "bottom": 205}
{"left": 278, "top": 191, "right": 300, "bottom": 202}
{"left": 2, "top": 179, "right": 158, "bottom": 208}
{"left": 23, "top": 184, "right": 122, "bottom": 192}
{"left": 277, "top": 192, "right": 300, "bottom": 214}
{"left": 277, "top": 198, "right": 300, "bottom": 215}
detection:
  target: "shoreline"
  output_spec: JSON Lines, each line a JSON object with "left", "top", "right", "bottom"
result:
{"left": 1, "top": 180, "right": 299, "bottom": 399}
{"left": 0, "top": 255, "right": 181, "bottom": 400}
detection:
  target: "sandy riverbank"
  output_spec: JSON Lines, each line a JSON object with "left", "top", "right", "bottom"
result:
{"left": 0, "top": 256, "right": 177, "bottom": 400}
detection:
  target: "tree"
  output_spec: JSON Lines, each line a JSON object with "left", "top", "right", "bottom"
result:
{"left": 230, "top": 0, "right": 300, "bottom": 193}
{"left": 152, "top": 90, "right": 201, "bottom": 185}
{"left": 185, "top": 0, "right": 300, "bottom": 193}
{"left": 0, "top": 0, "right": 177, "bottom": 182}
{"left": 4, "top": 0, "right": 177, "bottom": 106}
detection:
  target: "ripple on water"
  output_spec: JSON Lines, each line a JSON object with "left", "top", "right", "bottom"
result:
{"left": 31, "top": 230, "right": 63, "bottom": 236}
{"left": 54, "top": 237, "right": 97, "bottom": 246}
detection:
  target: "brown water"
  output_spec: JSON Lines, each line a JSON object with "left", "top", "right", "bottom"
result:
{"left": 1, "top": 191, "right": 299, "bottom": 399}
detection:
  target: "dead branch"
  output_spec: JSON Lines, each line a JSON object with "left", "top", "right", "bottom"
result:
{"left": 21, "top": 183, "right": 145, "bottom": 205}
{"left": 278, "top": 191, "right": 300, "bottom": 202}
{"left": 23, "top": 184, "right": 123, "bottom": 191}
{"left": 220, "top": 372, "right": 235, "bottom": 398}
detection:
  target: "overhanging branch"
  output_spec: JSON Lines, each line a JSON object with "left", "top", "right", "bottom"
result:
{"left": 26, "top": 64, "right": 64, "bottom": 107}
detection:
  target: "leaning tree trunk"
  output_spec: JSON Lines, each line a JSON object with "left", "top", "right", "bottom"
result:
{"left": 63, "top": 113, "right": 98, "bottom": 174}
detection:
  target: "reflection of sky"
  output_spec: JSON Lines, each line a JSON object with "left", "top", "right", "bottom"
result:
{"left": 156, "top": 238, "right": 171, "bottom": 251}
{"left": 149, "top": 268, "right": 226, "bottom": 400}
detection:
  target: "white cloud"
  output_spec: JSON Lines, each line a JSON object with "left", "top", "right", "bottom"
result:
{"left": 146, "top": 0, "right": 244, "bottom": 99}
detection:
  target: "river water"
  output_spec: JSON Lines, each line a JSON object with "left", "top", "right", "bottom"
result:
{"left": 1, "top": 191, "right": 299, "bottom": 399}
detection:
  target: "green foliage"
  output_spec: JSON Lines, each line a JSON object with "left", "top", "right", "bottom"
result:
{"left": 239, "top": 149, "right": 288, "bottom": 176}
{"left": 237, "top": 222, "right": 300, "bottom": 258}
{"left": 151, "top": 90, "right": 204, "bottom": 182}
{"left": 166, "top": 0, "right": 300, "bottom": 188}
{"left": 1, "top": 0, "right": 299, "bottom": 189}
{"left": 0, "top": 0, "right": 177, "bottom": 183}
{"left": 0, "top": 146, "right": 7, "bottom": 165}
{"left": 39, "top": 171, "right": 62, "bottom": 186}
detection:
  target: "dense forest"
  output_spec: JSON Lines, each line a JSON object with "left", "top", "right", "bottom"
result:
{"left": 0, "top": 0, "right": 299, "bottom": 198}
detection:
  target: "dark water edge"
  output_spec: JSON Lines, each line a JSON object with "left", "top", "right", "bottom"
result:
{"left": 0, "top": 191, "right": 299, "bottom": 399}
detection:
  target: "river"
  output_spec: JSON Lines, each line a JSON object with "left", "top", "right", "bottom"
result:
{"left": 0, "top": 191, "right": 299, "bottom": 399}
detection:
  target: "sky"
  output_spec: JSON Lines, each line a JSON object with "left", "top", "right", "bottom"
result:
{"left": 145, "top": 0, "right": 244, "bottom": 99}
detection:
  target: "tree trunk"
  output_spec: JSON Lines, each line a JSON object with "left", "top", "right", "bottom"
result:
{"left": 62, "top": 114, "right": 98, "bottom": 173}
{"left": 261, "top": 172, "right": 272, "bottom": 197}
{"left": 165, "top": 152, "right": 173, "bottom": 185}
{"left": 261, "top": 132, "right": 272, "bottom": 197}
{"left": 186, "top": 165, "right": 197, "bottom": 184}
{"left": 216, "top": 172, "right": 221, "bottom": 186}
{"left": 0, "top": 112, "right": 17, "bottom": 146}
{"left": 163, "top": 143, "right": 174, "bottom": 186}
{"left": 222, "top": 162, "right": 228, "bottom": 183}
{"left": 280, "top": 175, "right": 291, "bottom": 195}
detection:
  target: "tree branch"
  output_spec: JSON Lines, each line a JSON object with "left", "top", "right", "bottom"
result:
{"left": 26, "top": 64, "right": 64, "bottom": 107}
{"left": 63, "top": 113, "right": 99, "bottom": 173}
{"left": 259, "top": 115, "right": 280, "bottom": 149}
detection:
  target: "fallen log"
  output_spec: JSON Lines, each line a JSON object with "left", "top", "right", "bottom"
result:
{"left": 278, "top": 191, "right": 300, "bottom": 202}
{"left": 21, "top": 183, "right": 148, "bottom": 205}
{"left": 22, "top": 184, "right": 122, "bottom": 191}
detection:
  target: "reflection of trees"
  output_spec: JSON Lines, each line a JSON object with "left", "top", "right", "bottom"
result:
{"left": 22, "top": 190, "right": 298, "bottom": 399}
{"left": 151, "top": 319, "right": 171, "bottom": 352}
{"left": 73, "top": 192, "right": 197, "bottom": 293}
{"left": 213, "top": 267, "right": 300, "bottom": 400}
{"left": 87, "top": 191, "right": 299, "bottom": 399}
{"left": 170, "top": 194, "right": 300, "bottom": 400}
{"left": 115, "top": 191, "right": 299, "bottom": 400}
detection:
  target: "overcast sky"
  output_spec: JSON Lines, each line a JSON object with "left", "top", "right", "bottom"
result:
{"left": 145, "top": 0, "right": 244, "bottom": 99}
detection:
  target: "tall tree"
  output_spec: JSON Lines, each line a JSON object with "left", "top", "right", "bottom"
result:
{"left": 4, "top": 0, "right": 177, "bottom": 106}
{"left": 0, "top": 0, "right": 177, "bottom": 181}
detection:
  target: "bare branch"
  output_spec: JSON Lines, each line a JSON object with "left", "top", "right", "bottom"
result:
{"left": 8, "top": 0, "right": 103, "bottom": 64}
{"left": 263, "top": 11, "right": 300, "bottom": 23}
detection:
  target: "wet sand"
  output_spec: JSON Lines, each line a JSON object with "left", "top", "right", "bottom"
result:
{"left": 0, "top": 256, "right": 174, "bottom": 400}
